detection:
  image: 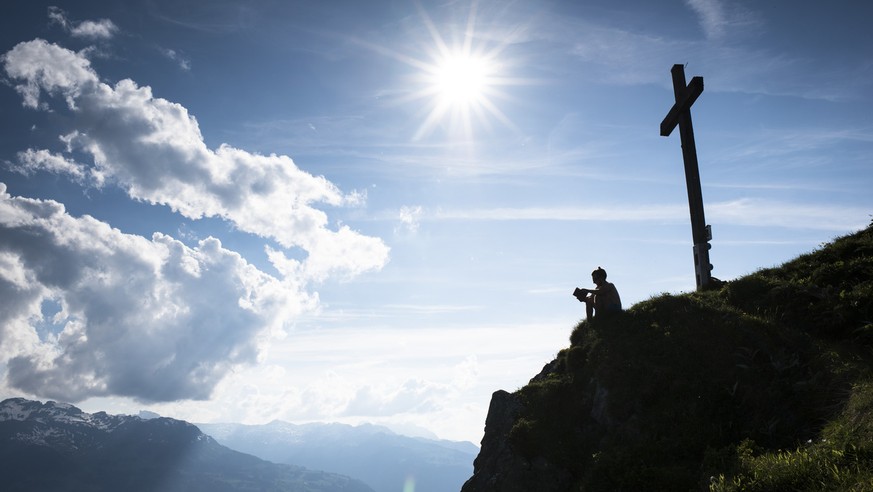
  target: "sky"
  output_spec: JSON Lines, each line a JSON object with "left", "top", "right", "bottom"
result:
{"left": 0, "top": 0, "right": 871, "bottom": 444}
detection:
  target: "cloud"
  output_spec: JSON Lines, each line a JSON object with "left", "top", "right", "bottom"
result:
{"left": 71, "top": 19, "right": 118, "bottom": 40}
{"left": 2, "top": 39, "right": 389, "bottom": 281}
{"left": 342, "top": 379, "right": 447, "bottom": 416}
{"left": 424, "top": 200, "right": 870, "bottom": 232}
{"left": 47, "top": 6, "right": 118, "bottom": 40}
{"left": 161, "top": 48, "right": 191, "bottom": 71}
{"left": 395, "top": 205, "right": 423, "bottom": 234}
{"left": 432, "top": 204, "right": 687, "bottom": 222}
{"left": 47, "top": 6, "right": 67, "bottom": 28}
{"left": 0, "top": 184, "right": 313, "bottom": 403}
{"left": 707, "top": 199, "right": 871, "bottom": 232}
{"left": 14, "top": 148, "right": 89, "bottom": 182}
{"left": 712, "top": 127, "right": 873, "bottom": 169}
{"left": 564, "top": 25, "right": 678, "bottom": 87}
{"left": 529, "top": 4, "right": 863, "bottom": 102}
{"left": 684, "top": 0, "right": 728, "bottom": 40}
{"left": 2, "top": 38, "right": 96, "bottom": 109}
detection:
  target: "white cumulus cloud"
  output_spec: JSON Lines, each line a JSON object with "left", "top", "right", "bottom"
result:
{"left": 0, "top": 37, "right": 390, "bottom": 403}
{"left": 2, "top": 39, "right": 389, "bottom": 281}
{"left": 70, "top": 19, "right": 118, "bottom": 40}
{"left": 0, "top": 184, "right": 314, "bottom": 403}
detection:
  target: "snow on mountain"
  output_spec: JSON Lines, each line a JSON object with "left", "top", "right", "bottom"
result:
{"left": 0, "top": 397, "right": 130, "bottom": 432}
{"left": 0, "top": 398, "right": 375, "bottom": 492}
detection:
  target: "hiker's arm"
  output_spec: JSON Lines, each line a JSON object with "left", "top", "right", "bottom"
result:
{"left": 581, "top": 286, "right": 605, "bottom": 294}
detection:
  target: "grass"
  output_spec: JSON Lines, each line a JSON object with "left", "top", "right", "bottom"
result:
{"left": 507, "top": 225, "right": 873, "bottom": 491}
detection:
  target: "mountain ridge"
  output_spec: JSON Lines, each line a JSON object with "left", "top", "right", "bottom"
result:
{"left": 198, "top": 420, "right": 477, "bottom": 492}
{"left": 0, "top": 397, "right": 374, "bottom": 492}
{"left": 463, "top": 224, "right": 873, "bottom": 491}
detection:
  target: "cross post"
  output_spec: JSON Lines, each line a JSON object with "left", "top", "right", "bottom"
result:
{"left": 660, "top": 64, "right": 713, "bottom": 290}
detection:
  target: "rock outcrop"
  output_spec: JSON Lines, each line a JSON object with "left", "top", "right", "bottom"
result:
{"left": 462, "top": 363, "right": 573, "bottom": 492}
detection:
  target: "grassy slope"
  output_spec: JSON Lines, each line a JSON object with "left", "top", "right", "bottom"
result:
{"left": 509, "top": 224, "right": 873, "bottom": 491}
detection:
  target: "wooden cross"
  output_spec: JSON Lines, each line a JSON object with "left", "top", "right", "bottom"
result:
{"left": 660, "top": 64, "right": 713, "bottom": 290}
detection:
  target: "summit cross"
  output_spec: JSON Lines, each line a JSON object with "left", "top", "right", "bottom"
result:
{"left": 660, "top": 64, "right": 713, "bottom": 290}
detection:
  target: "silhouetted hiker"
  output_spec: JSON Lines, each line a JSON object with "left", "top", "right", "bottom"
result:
{"left": 573, "top": 267, "right": 622, "bottom": 320}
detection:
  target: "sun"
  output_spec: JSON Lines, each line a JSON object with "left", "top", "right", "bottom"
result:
{"left": 432, "top": 53, "right": 492, "bottom": 107}
{"left": 373, "top": 3, "right": 521, "bottom": 142}
{"left": 408, "top": 41, "right": 512, "bottom": 142}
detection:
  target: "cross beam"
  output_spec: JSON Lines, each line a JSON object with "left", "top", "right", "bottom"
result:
{"left": 661, "top": 64, "right": 713, "bottom": 290}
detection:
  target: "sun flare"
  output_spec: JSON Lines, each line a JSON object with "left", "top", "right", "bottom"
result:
{"left": 433, "top": 53, "right": 491, "bottom": 106}
{"left": 377, "top": 3, "right": 523, "bottom": 142}
{"left": 408, "top": 44, "right": 512, "bottom": 142}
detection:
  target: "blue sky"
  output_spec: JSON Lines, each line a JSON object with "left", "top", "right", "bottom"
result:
{"left": 1, "top": 0, "right": 871, "bottom": 443}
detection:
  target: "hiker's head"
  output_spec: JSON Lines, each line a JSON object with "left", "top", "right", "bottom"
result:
{"left": 591, "top": 267, "right": 607, "bottom": 284}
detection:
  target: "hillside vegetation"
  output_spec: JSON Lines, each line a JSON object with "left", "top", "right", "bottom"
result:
{"left": 466, "top": 224, "right": 873, "bottom": 491}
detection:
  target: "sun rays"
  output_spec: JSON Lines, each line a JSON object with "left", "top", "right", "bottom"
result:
{"left": 411, "top": 3, "right": 518, "bottom": 142}
{"left": 369, "top": 1, "right": 522, "bottom": 143}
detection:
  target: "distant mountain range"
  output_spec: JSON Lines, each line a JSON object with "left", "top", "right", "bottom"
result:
{"left": 0, "top": 398, "right": 373, "bottom": 492}
{"left": 198, "top": 421, "right": 478, "bottom": 492}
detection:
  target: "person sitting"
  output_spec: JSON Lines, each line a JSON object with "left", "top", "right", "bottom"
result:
{"left": 573, "top": 267, "right": 622, "bottom": 320}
